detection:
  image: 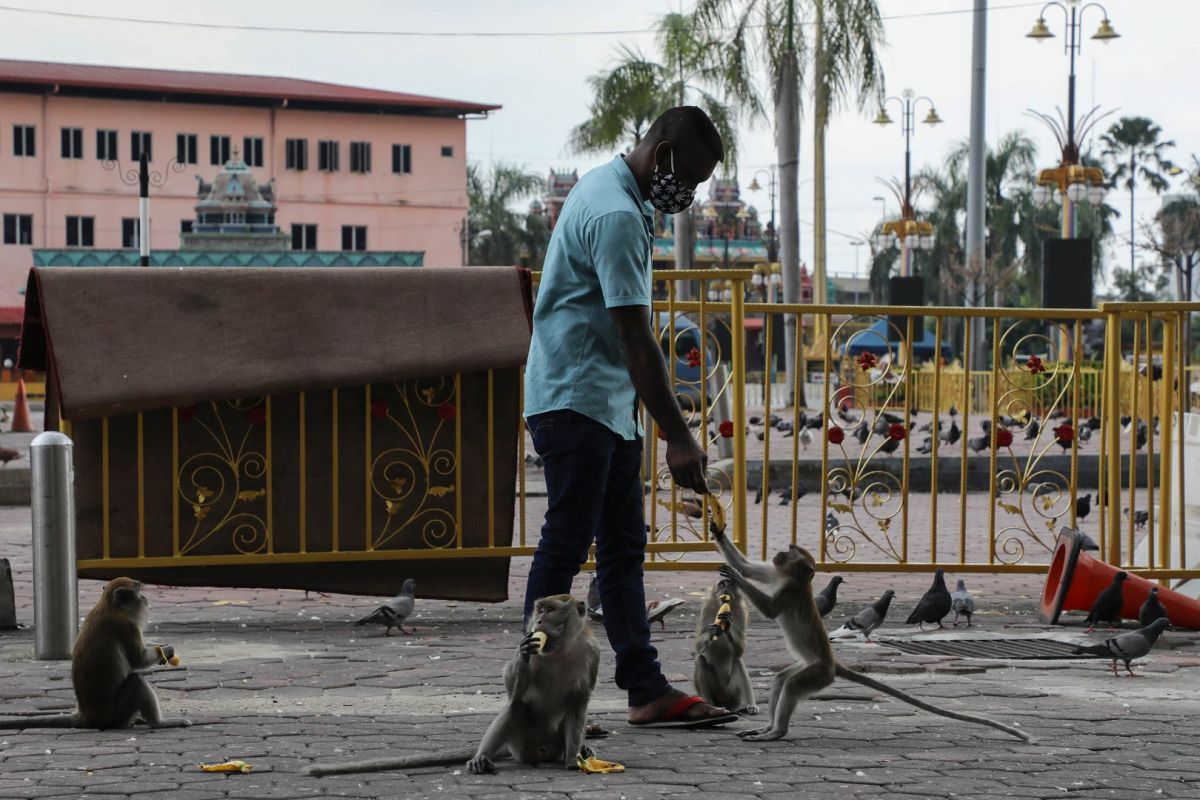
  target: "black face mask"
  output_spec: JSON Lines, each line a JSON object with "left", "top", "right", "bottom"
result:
{"left": 649, "top": 147, "right": 695, "bottom": 214}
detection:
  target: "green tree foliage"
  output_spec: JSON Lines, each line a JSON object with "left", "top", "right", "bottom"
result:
{"left": 1100, "top": 116, "right": 1175, "bottom": 273}
{"left": 466, "top": 162, "right": 546, "bottom": 267}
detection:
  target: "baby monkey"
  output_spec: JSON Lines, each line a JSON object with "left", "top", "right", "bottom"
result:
{"left": 712, "top": 531, "right": 1032, "bottom": 743}
{"left": 693, "top": 577, "right": 758, "bottom": 714}
{"left": 0, "top": 577, "right": 189, "bottom": 730}
{"left": 305, "top": 594, "right": 601, "bottom": 776}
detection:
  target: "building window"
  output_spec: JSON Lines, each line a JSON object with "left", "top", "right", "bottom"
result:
{"left": 243, "top": 136, "right": 264, "bottom": 167}
{"left": 176, "top": 133, "right": 198, "bottom": 164}
{"left": 285, "top": 138, "right": 307, "bottom": 171}
{"left": 2, "top": 214, "right": 32, "bottom": 245}
{"left": 61, "top": 127, "right": 83, "bottom": 159}
{"left": 180, "top": 219, "right": 193, "bottom": 234}
{"left": 131, "top": 131, "right": 152, "bottom": 162}
{"left": 96, "top": 129, "right": 117, "bottom": 161}
{"left": 65, "top": 216, "right": 94, "bottom": 247}
{"left": 349, "top": 141, "right": 371, "bottom": 174}
{"left": 13, "top": 125, "right": 35, "bottom": 157}
{"left": 210, "top": 135, "right": 230, "bottom": 165}
{"left": 121, "top": 218, "right": 141, "bottom": 249}
{"left": 392, "top": 144, "right": 412, "bottom": 174}
{"left": 318, "top": 140, "right": 340, "bottom": 172}
{"left": 341, "top": 225, "right": 366, "bottom": 251}
{"left": 291, "top": 223, "right": 317, "bottom": 251}
{"left": 441, "top": 145, "right": 453, "bottom": 158}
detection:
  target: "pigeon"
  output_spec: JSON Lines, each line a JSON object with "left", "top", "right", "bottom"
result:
{"left": 1135, "top": 422, "right": 1148, "bottom": 451}
{"left": 587, "top": 573, "right": 603, "bottom": 621}
{"left": 1072, "top": 618, "right": 1170, "bottom": 676}
{"left": 1126, "top": 508, "right": 1149, "bottom": 529}
{"left": 1084, "top": 571, "right": 1128, "bottom": 632}
{"left": 1120, "top": 414, "right": 1132, "bottom": 430}
{"left": 799, "top": 427, "right": 814, "bottom": 449}
{"left": 815, "top": 576, "right": 844, "bottom": 618}
{"left": 355, "top": 578, "right": 417, "bottom": 636}
{"left": 905, "top": 568, "right": 952, "bottom": 630}
{"left": 1075, "top": 493, "right": 1092, "bottom": 521}
{"left": 1024, "top": 418, "right": 1041, "bottom": 440}
{"left": 917, "top": 437, "right": 933, "bottom": 455}
{"left": 879, "top": 437, "right": 901, "bottom": 456}
{"left": 0, "top": 448, "right": 21, "bottom": 467}
{"left": 979, "top": 419, "right": 992, "bottom": 434}
{"left": 855, "top": 420, "right": 870, "bottom": 444}
{"left": 967, "top": 434, "right": 990, "bottom": 454}
{"left": 778, "top": 491, "right": 790, "bottom": 506}
{"left": 1078, "top": 425, "right": 1092, "bottom": 443}
{"left": 646, "top": 597, "right": 686, "bottom": 630}
{"left": 754, "top": 486, "right": 763, "bottom": 505}
{"left": 1138, "top": 587, "right": 1169, "bottom": 627}
{"left": 825, "top": 512, "right": 840, "bottom": 532}
{"left": 832, "top": 589, "right": 896, "bottom": 643}
{"left": 951, "top": 579, "right": 975, "bottom": 627}
{"left": 1086, "top": 416, "right": 1102, "bottom": 431}
{"left": 940, "top": 420, "right": 961, "bottom": 447}
{"left": 881, "top": 411, "right": 905, "bottom": 425}
{"left": 948, "top": 405, "right": 959, "bottom": 418}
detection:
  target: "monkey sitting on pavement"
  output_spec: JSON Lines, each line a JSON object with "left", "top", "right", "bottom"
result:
{"left": 711, "top": 530, "right": 1032, "bottom": 743}
{"left": 304, "top": 593, "right": 602, "bottom": 776}
{"left": 0, "top": 577, "right": 190, "bottom": 730}
{"left": 693, "top": 577, "right": 758, "bottom": 715}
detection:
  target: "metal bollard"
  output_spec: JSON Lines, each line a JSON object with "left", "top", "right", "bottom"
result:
{"left": 31, "top": 431, "right": 77, "bottom": 660}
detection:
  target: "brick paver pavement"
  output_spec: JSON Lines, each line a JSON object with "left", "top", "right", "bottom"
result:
{"left": 1, "top": 500, "right": 1199, "bottom": 800}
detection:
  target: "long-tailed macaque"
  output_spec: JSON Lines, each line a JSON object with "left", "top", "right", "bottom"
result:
{"left": 304, "top": 594, "right": 601, "bottom": 776}
{"left": 711, "top": 531, "right": 1032, "bottom": 743}
{"left": 0, "top": 577, "right": 189, "bottom": 730}
{"left": 693, "top": 577, "right": 758, "bottom": 714}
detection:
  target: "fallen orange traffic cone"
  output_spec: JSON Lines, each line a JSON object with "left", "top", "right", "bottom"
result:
{"left": 9, "top": 378, "right": 31, "bottom": 433}
{"left": 1040, "top": 527, "right": 1200, "bottom": 629}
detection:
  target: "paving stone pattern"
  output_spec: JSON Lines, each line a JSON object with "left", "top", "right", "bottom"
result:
{"left": 1, "top": 505, "right": 1199, "bottom": 799}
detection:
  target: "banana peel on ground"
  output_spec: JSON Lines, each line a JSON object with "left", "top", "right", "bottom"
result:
{"left": 578, "top": 754, "right": 625, "bottom": 774}
{"left": 199, "top": 760, "right": 253, "bottom": 774}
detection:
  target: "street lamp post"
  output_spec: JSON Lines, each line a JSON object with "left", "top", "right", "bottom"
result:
{"left": 749, "top": 167, "right": 779, "bottom": 264}
{"left": 873, "top": 89, "right": 942, "bottom": 277}
{"left": 1026, "top": 1, "right": 1119, "bottom": 237}
{"left": 102, "top": 153, "right": 185, "bottom": 266}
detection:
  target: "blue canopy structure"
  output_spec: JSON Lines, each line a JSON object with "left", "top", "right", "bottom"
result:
{"left": 841, "top": 318, "right": 951, "bottom": 360}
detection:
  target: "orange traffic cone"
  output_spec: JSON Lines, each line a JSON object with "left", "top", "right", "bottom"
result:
{"left": 9, "top": 378, "right": 31, "bottom": 433}
{"left": 1040, "top": 527, "right": 1200, "bottom": 629}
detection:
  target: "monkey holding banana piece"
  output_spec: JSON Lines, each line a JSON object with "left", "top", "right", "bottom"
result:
{"left": 0, "top": 577, "right": 189, "bottom": 730}
{"left": 693, "top": 577, "right": 758, "bottom": 715}
{"left": 710, "top": 530, "right": 1032, "bottom": 743}
{"left": 305, "top": 594, "right": 602, "bottom": 777}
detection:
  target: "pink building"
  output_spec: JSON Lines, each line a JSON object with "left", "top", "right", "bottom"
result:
{"left": 0, "top": 58, "right": 498, "bottom": 339}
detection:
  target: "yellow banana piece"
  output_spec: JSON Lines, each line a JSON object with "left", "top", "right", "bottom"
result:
{"left": 529, "top": 631, "right": 549, "bottom": 654}
{"left": 199, "top": 760, "right": 252, "bottom": 774}
{"left": 706, "top": 495, "right": 726, "bottom": 532}
{"left": 578, "top": 754, "right": 626, "bottom": 774}
{"left": 710, "top": 601, "right": 733, "bottom": 640}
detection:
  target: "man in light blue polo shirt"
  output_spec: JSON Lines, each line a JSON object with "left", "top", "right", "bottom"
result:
{"left": 524, "top": 107, "right": 736, "bottom": 729}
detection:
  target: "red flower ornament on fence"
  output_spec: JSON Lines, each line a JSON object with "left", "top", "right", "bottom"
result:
{"left": 887, "top": 423, "right": 906, "bottom": 441}
{"left": 827, "top": 427, "right": 845, "bottom": 445}
{"left": 686, "top": 347, "right": 702, "bottom": 368}
{"left": 995, "top": 428, "right": 1014, "bottom": 448}
{"left": 1025, "top": 354, "right": 1046, "bottom": 375}
{"left": 370, "top": 400, "right": 389, "bottom": 419}
{"left": 718, "top": 420, "right": 735, "bottom": 438}
{"left": 247, "top": 406, "right": 267, "bottom": 426}
{"left": 1054, "top": 423, "right": 1074, "bottom": 443}
{"left": 856, "top": 351, "right": 878, "bottom": 372}
{"left": 436, "top": 403, "right": 457, "bottom": 422}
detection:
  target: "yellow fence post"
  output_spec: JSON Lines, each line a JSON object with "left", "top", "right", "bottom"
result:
{"left": 1104, "top": 306, "right": 1124, "bottom": 566}
{"left": 1158, "top": 316, "right": 1175, "bottom": 578}
{"left": 731, "top": 278, "right": 748, "bottom": 556}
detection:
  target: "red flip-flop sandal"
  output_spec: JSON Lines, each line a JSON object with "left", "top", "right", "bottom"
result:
{"left": 628, "top": 695, "right": 739, "bottom": 729}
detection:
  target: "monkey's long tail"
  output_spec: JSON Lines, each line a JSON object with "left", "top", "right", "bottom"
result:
{"left": 0, "top": 713, "right": 79, "bottom": 729}
{"left": 836, "top": 665, "right": 1034, "bottom": 743}
{"left": 303, "top": 748, "right": 479, "bottom": 777}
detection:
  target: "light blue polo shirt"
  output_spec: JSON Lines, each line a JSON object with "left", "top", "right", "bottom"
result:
{"left": 524, "top": 155, "right": 654, "bottom": 441}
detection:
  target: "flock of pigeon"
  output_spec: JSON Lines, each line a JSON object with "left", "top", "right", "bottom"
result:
{"left": 825, "top": 569, "right": 975, "bottom": 642}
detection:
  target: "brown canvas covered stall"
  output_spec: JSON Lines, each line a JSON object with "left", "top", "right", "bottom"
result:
{"left": 18, "top": 266, "right": 533, "bottom": 601}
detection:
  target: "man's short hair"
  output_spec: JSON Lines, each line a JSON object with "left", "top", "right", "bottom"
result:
{"left": 646, "top": 106, "right": 725, "bottom": 164}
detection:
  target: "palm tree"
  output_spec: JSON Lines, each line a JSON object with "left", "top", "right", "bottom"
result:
{"left": 570, "top": 13, "right": 740, "bottom": 299}
{"left": 695, "top": 0, "right": 885, "bottom": 405}
{"left": 1100, "top": 116, "right": 1175, "bottom": 276}
{"left": 466, "top": 162, "right": 544, "bottom": 267}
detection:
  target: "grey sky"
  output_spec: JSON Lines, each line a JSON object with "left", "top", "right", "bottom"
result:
{"left": 1, "top": 0, "right": 1192, "bottom": 287}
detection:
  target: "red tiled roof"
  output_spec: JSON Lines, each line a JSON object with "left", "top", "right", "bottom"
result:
{"left": 0, "top": 58, "right": 500, "bottom": 115}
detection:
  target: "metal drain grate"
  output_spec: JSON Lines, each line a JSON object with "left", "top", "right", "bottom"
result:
{"left": 875, "top": 637, "right": 1091, "bottom": 660}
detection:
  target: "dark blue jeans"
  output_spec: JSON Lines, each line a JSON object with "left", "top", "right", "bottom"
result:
{"left": 523, "top": 409, "right": 669, "bottom": 707}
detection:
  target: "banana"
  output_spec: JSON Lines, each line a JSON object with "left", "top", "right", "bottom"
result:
{"left": 529, "top": 631, "right": 549, "bottom": 654}
{"left": 706, "top": 495, "right": 726, "bottom": 533}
